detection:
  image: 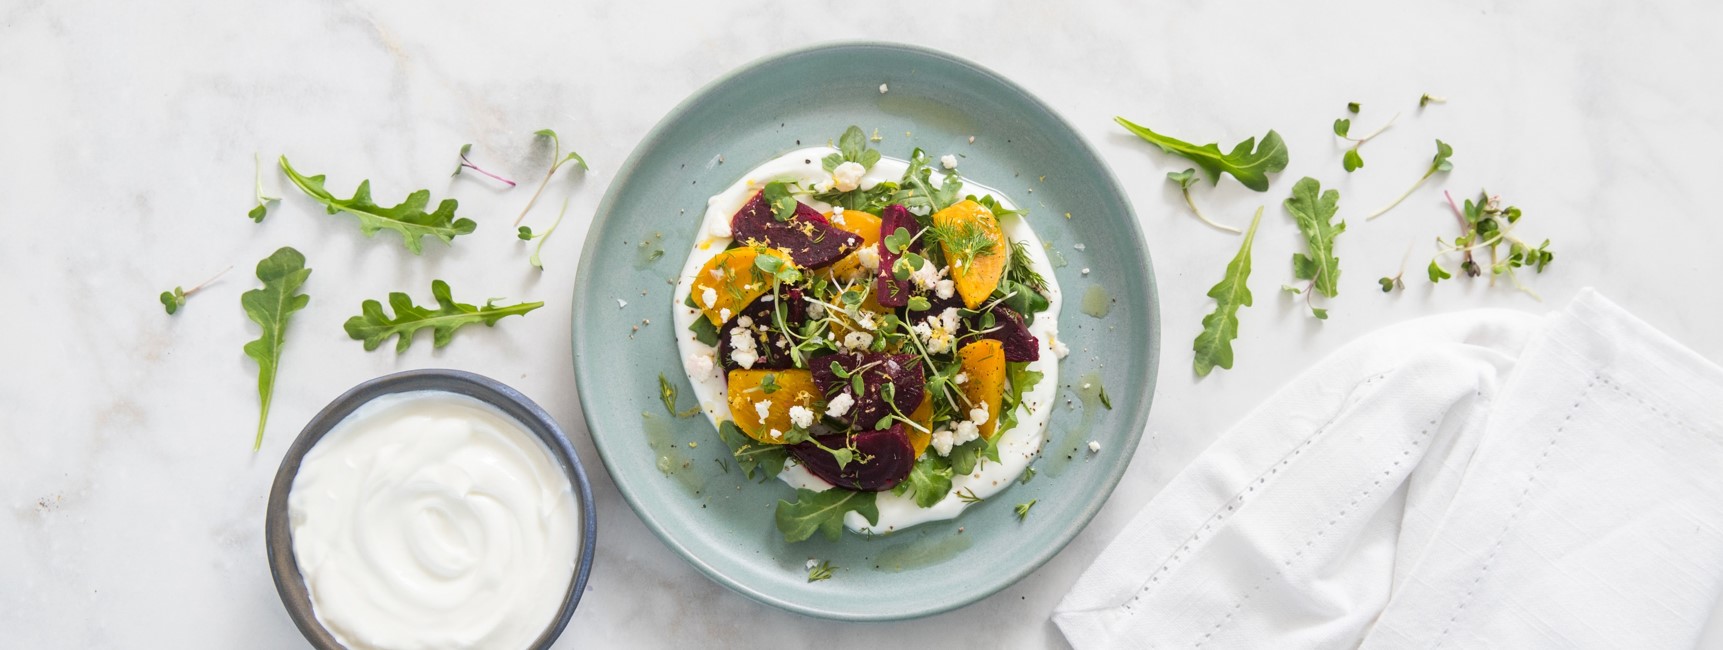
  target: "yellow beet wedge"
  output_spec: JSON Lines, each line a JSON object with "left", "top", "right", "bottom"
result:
{"left": 932, "top": 199, "right": 1007, "bottom": 309}
{"left": 726, "top": 369, "right": 820, "bottom": 443}
{"left": 824, "top": 210, "right": 881, "bottom": 281}
{"left": 957, "top": 339, "right": 1006, "bottom": 438}
{"left": 692, "top": 246, "right": 791, "bottom": 326}
{"left": 907, "top": 393, "right": 933, "bottom": 458}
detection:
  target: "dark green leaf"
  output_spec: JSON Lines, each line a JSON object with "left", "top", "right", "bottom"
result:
{"left": 278, "top": 157, "right": 476, "bottom": 254}
{"left": 1333, "top": 118, "right": 1352, "bottom": 138}
{"left": 1348, "top": 102, "right": 1361, "bottom": 113}
{"left": 1194, "top": 208, "right": 1262, "bottom": 377}
{"left": 689, "top": 316, "right": 720, "bottom": 346}
{"left": 1114, "top": 117, "right": 1289, "bottom": 192}
{"left": 343, "top": 280, "right": 541, "bottom": 353}
{"left": 1166, "top": 168, "right": 1199, "bottom": 190}
{"left": 775, "top": 488, "right": 878, "bottom": 542}
{"left": 1342, "top": 148, "right": 1364, "bottom": 172}
{"left": 1284, "top": 177, "right": 1344, "bottom": 299}
{"left": 241, "top": 247, "right": 311, "bottom": 450}
{"left": 719, "top": 421, "right": 788, "bottom": 481}
{"left": 902, "top": 456, "right": 954, "bottom": 508}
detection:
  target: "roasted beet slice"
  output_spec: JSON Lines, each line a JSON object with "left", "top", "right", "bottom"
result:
{"left": 717, "top": 294, "right": 803, "bottom": 372}
{"left": 729, "top": 192, "right": 860, "bottom": 269}
{"left": 811, "top": 351, "right": 924, "bottom": 428}
{"left": 790, "top": 425, "right": 914, "bottom": 491}
{"left": 976, "top": 306, "right": 1040, "bottom": 362}
{"left": 874, "top": 204, "right": 918, "bottom": 307}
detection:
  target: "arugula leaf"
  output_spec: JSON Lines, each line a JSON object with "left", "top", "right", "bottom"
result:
{"left": 1193, "top": 207, "right": 1263, "bottom": 377}
{"left": 343, "top": 280, "right": 542, "bottom": 353}
{"left": 1114, "top": 117, "right": 1289, "bottom": 192}
{"left": 514, "top": 128, "right": 589, "bottom": 227}
{"left": 688, "top": 316, "right": 720, "bottom": 346}
{"left": 250, "top": 153, "right": 279, "bottom": 223}
{"left": 1165, "top": 168, "right": 1242, "bottom": 233}
{"left": 452, "top": 143, "right": 517, "bottom": 187}
{"left": 891, "top": 148, "right": 962, "bottom": 213}
{"left": 241, "top": 247, "right": 311, "bottom": 450}
{"left": 279, "top": 156, "right": 477, "bottom": 254}
{"left": 823, "top": 125, "right": 882, "bottom": 173}
{"left": 1367, "top": 139, "right": 1453, "bottom": 220}
{"left": 995, "top": 278, "right": 1051, "bottom": 316}
{"left": 902, "top": 455, "right": 955, "bottom": 508}
{"left": 997, "top": 361, "right": 1044, "bottom": 434}
{"left": 1284, "top": 178, "right": 1345, "bottom": 312}
{"left": 718, "top": 421, "right": 788, "bottom": 481}
{"left": 775, "top": 488, "right": 879, "bottom": 542}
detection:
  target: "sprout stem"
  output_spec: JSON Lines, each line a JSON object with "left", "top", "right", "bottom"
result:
{"left": 1182, "top": 188, "right": 1242, "bottom": 234}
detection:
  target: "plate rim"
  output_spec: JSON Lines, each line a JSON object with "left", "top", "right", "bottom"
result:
{"left": 571, "top": 39, "right": 1160, "bottom": 621}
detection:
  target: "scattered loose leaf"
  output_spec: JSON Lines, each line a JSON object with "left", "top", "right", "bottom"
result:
{"left": 1285, "top": 177, "right": 1345, "bottom": 313}
{"left": 250, "top": 153, "right": 279, "bottom": 223}
{"left": 343, "top": 280, "right": 542, "bottom": 353}
{"left": 279, "top": 156, "right": 476, "bottom": 254}
{"left": 775, "top": 488, "right": 879, "bottom": 543}
{"left": 1115, "top": 117, "right": 1289, "bottom": 191}
{"left": 241, "top": 247, "right": 311, "bottom": 450}
{"left": 1367, "top": 139, "right": 1453, "bottom": 220}
{"left": 1193, "top": 207, "right": 1263, "bottom": 377}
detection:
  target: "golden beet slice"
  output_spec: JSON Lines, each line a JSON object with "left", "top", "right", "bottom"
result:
{"left": 825, "top": 210, "right": 882, "bottom": 281}
{"left": 691, "top": 246, "right": 791, "bottom": 326}
{"left": 726, "top": 369, "right": 819, "bottom": 444}
{"left": 932, "top": 199, "right": 1007, "bottom": 309}
{"left": 907, "top": 393, "right": 933, "bottom": 458}
{"left": 957, "top": 339, "right": 1006, "bottom": 439}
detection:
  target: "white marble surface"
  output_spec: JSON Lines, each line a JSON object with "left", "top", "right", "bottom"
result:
{"left": 4, "top": 1, "right": 1721, "bottom": 647}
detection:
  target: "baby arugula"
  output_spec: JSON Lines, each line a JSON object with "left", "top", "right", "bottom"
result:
{"left": 452, "top": 144, "right": 517, "bottom": 187}
{"left": 160, "top": 265, "right": 231, "bottom": 315}
{"left": 1167, "top": 168, "right": 1242, "bottom": 234}
{"left": 249, "top": 153, "right": 279, "bottom": 223}
{"left": 1281, "top": 178, "right": 1344, "bottom": 319}
{"left": 775, "top": 488, "right": 880, "bottom": 543}
{"left": 242, "top": 247, "right": 311, "bottom": 451}
{"left": 1115, "top": 117, "right": 1289, "bottom": 191}
{"left": 1193, "top": 207, "right": 1263, "bottom": 377}
{"left": 718, "top": 421, "right": 789, "bottom": 482}
{"left": 1367, "top": 139, "right": 1454, "bottom": 220}
{"left": 823, "top": 125, "right": 882, "bottom": 173}
{"left": 514, "top": 128, "right": 588, "bottom": 227}
{"left": 343, "top": 280, "right": 542, "bottom": 353}
{"left": 279, "top": 156, "right": 477, "bottom": 254}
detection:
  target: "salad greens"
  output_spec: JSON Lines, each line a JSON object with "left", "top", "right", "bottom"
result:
{"left": 514, "top": 128, "right": 588, "bottom": 227}
{"left": 279, "top": 156, "right": 477, "bottom": 254}
{"left": 1367, "top": 139, "right": 1453, "bottom": 220}
{"left": 160, "top": 266, "right": 231, "bottom": 315}
{"left": 1114, "top": 117, "right": 1289, "bottom": 191}
{"left": 1282, "top": 177, "right": 1344, "bottom": 319}
{"left": 1427, "top": 190, "right": 1554, "bottom": 297}
{"left": 342, "top": 280, "right": 542, "bottom": 353}
{"left": 241, "top": 247, "right": 311, "bottom": 450}
{"left": 775, "top": 488, "right": 879, "bottom": 543}
{"left": 1333, "top": 111, "right": 1398, "bottom": 173}
{"left": 517, "top": 196, "right": 571, "bottom": 270}
{"left": 452, "top": 143, "right": 517, "bottom": 187}
{"left": 1167, "top": 168, "right": 1242, "bottom": 234}
{"left": 1194, "top": 207, "right": 1263, "bottom": 377}
{"left": 249, "top": 153, "right": 279, "bottom": 223}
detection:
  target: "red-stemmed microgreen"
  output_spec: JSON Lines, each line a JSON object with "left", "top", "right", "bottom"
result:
{"left": 452, "top": 144, "right": 517, "bottom": 188}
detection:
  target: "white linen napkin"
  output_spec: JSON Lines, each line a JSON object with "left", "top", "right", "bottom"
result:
{"left": 1054, "top": 290, "right": 1723, "bottom": 649}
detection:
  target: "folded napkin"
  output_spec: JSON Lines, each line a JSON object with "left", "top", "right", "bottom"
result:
{"left": 1055, "top": 290, "right": 1723, "bottom": 649}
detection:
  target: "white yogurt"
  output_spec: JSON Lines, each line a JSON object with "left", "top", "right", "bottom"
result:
{"left": 672, "top": 148, "right": 1064, "bottom": 534}
{"left": 287, "top": 391, "right": 580, "bottom": 650}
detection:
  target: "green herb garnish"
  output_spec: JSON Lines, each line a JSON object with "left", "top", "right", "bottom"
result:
{"left": 249, "top": 153, "right": 279, "bottom": 223}
{"left": 160, "top": 265, "right": 231, "bottom": 315}
{"left": 1333, "top": 111, "right": 1398, "bottom": 173}
{"left": 1193, "top": 207, "right": 1263, "bottom": 377}
{"left": 1167, "top": 168, "right": 1241, "bottom": 233}
{"left": 452, "top": 143, "right": 517, "bottom": 187}
{"left": 1367, "top": 139, "right": 1453, "bottom": 220}
{"left": 279, "top": 156, "right": 477, "bottom": 254}
{"left": 807, "top": 559, "right": 837, "bottom": 583}
{"left": 514, "top": 128, "right": 588, "bottom": 227}
{"left": 516, "top": 196, "right": 571, "bottom": 269}
{"left": 822, "top": 125, "right": 881, "bottom": 172}
{"left": 1428, "top": 190, "right": 1553, "bottom": 298}
{"left": 1114, "top": 117, "right": 1289, "bottom": 192}
{"left": 1014, "top": 499, "right": 1037, "bottom": 521}
{"left": 775, "top": 488, "right": 879, "bottom": 542}
{"left": 343, "top": 280, "right": 542, "bottom": 353}
{"left": 1420, "top": 93, "right": 1446, "bottom": 108}
{"left": 658, "top": 373, "right": 701, "bottom": 418}
{"left": 241, "top": 247, "right": 311, "bottom": 450}
{"left": 718, "top": 421, "right": 788, "bottom": 481}
{"left": 1282, "top": 177, "right": 1344, "bottom": 319}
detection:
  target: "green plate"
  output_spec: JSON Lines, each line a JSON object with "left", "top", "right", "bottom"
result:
{"left": 572, "top": 42, "right": 1158, "bottom": 620}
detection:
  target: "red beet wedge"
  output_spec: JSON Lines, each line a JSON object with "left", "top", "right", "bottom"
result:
{"left": 977, "top": 305, "right": 1040, "bottom": 362}
{"left": 729, "top": 192, "right": 860, "bottom": 269}
{"left": 810, "top": 351, "right": 924, "bottom": 429}
{"left": 717, "top": 294, "right": 804, "bottom": 372}
{"left": 789, "top": 425, "right": 914, "bottom": 491}
{"left": 874, "top": 204, "right": 918, "bottom": 307}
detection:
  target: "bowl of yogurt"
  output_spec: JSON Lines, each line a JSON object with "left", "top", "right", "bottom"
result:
{"left": 266, "top": 369, "right": 596, "bottom": 650}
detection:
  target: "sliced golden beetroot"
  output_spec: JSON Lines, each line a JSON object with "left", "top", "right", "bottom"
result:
{"left": 825, "top": 209, "right": 881, "bottom": 281}
{"left": 789, "top": 425, "right": 914, "bottom": 491}
{"left": 874, "top": 204, "right": 918, "bottom": 307}
{"left": 957, "top": 339, "right": 1006, "bottom": 439}
{"left": 691, "top": 246, "right": 791, "bottom": 326}
{"left": 726, "top": 369, "right": 819, "bottom": 443}
{"left": 932, "top": 199, "right": 1007, "bottom": 309}
{"left": 729, "top": 191, "right": 861, "bottom": 269}
{"left": 907, "top": 394, "right": 933, "bottom": 458}
{"left": 810, "top": 351, "right": 924, "bottom": 429}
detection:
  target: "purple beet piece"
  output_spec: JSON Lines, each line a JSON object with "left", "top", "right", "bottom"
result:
{"left": 729, "top": 192, "right": 860, "bottom": 269}
{"left": 810, "top": 351, "right": 924, "bottom": 428}
{"left": 874, "top": 204, "right": 918, "bottom": 307}
{"left": 976, "top": 306, "right": 1040, "bottom": 362}
{"left": 789, "top": 424, "right": 914, "bottom": 492}
{"left": 717, "top": 295, "right": 803, "bottom": 372}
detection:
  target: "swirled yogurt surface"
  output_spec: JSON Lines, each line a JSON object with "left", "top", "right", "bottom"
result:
{"left": 287, "top": 391, "right": 579, "bottom": 650}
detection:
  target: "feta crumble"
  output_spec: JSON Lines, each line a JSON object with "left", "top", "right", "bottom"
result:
{"left": 832, "top": 161, "right": 866, "bottom": 192}
{"left": 700, "top": 287, "right": 717, "bottom": 309}
{"left": 825, "top": 392, "right": 854, "bottom": 419}
{"left": 754, "top": 399, "right": 773, "bottom": 423}
{"left": 1088, "top": 440, "right": 1101, "bottom": 453}
{"left": 856, "top": 246, "right": 880, "bottom": 271}
{"left": 686, "top": 352, "right": 716, "bottom": 377}
{"left": 843, "top": 331, "right": 874, "bottom": 350}
{"left": 879, "top": 83, "right": 889, "bottom": 94}
{"left": 788, "top": 405, "right": 815, "bottom": 429}
{"left": 940, "top": 154, "right": 958, "bottom": 169}
{"left": 934, "top": 278, "right": 956, "bottom": 300}
{"left": 1049, "top": 333, "right": 1070, "bottom": 359}
{"left": 617, "top": 298, "right": 628, "bottom": 308}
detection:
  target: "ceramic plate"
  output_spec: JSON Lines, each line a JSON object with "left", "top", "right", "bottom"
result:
{"left": 572, "top": 42, "right": 1158, "bottom": 620}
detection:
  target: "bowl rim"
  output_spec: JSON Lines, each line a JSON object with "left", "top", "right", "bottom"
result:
{"left": 570, "top": 40, "right": 1160, "bottom": 620}
{"left": 264, "top": 368, "right": 598, "bottom": 649}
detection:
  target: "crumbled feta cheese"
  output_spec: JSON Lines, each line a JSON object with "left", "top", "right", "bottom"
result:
{"left": 708, "top": 269, "right": 724, "bottom": 280}
{"left": 808, "top": 302, "right": 827, "bottom": 319}
{"left": 719, "top": 308, "right": 732, "bottom": 322}
{"left": 1050, "top": 334, "right": 1070, "bottom": 359}
{"left": 856, "top": 246, "right": 880, "bottom": 271}
{"left": 617, "top": 298, "right": 628, "bottom": 308}
{"left": 930, "top": 429, "right": 955, "bottom": 456}
{"left": 825, "top": 392, "right": 854, "bottom": 418}
{"left": 770, "top": 429, "right": 784, "bottom": 440}
{"left": 954, "top": 372, "right": 968, "bottom": 385}
{"left": 908, "top": 260, "right": 944, "bottom": 290}
{"left": 914, "top": 307, "right": 963, "bottom": 354}
{"left": 843, "top": 331, "right": 874, "bottom": 350}
{"left": 940, "top": 154, "right": 958, "bottom": 169}
{"left": 806, "top": 558, "right": 819, "bottom": 570}
{"left": 832, "top": 206, "right": 845, "bottom": 216}
{"left": 686, "top": 352, "right": 715, "bottom": 377}
{"left": 728, "top": 325, "right": 760, "bottom": 368}
{"left": 1073, "top": 243, "right": 1087, "bottom": 251}
{"left": 879, "top": 83, "right": 889, "bottom": 94}
{"left": 760, "top": 294, "right": 774, "bottom": 303}
{"left": 700, "top": 287, "right": 718, "bottom": 309}
{"left": 854, "top": 310, "right": 878, "bottom": 331}
{"left": 968, "top": 402, "right": 989, "bottom": 424}
{"left": 1081, "top": 267, "right": 1091, "bottom": 276}
{"left": 788, "top": 405, "right": 815, "bottom": 429}
{"left": 737, "top": 315, "right": 754, "bottom": 328}
{"left": 934, "top": 278, "right": 956, "bottom": 300}
{"left": 1088, "top": 440, "right": 1101, "bottom": 453}
{"left": 754, "top": 399, "right": 773, "bottom": 423}
{"left": 730, "top": 348, "right": 758, "bottom": 369}
{"left": 953, "top": 420, "right": 980, "bottom": 446}
{"left": 832, "top": 161, "right": 866, "bottom": 192}
{"left": 968, "top": 135, "right": 976, "bottom": 144}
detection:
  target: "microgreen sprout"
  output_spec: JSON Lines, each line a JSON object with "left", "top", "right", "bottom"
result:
{"left": 1420, "top": 93, "right": 1447, "bottom": 108}
{"left": 249, "top": 153, "right": 279, "bottom": 223}
{"left": 1427, "top": 190, "right": 1553, "bottom": 299}
{"left": 1167, "top": 168, "right": 1241, "bottom": 234}
{"left": 1367, "top": 139, "right": 1454, "bottom": 220}
{"left": 517, "top": 196, "right": 572, "bottom": 270}
{"left": 159, "top": 265, "right": 233, "bottom": 315}
{"left": 452, "top": 144, "right": 517, "bottom": 187}
{"left": 514, "top": 128, "right": 588, "bottom": 227}
{"left": 1379, "top": 244, "right": 1412, "bottom": 293}
{"left": 1333, "top": 111, "right": 1399, "bottom": 173}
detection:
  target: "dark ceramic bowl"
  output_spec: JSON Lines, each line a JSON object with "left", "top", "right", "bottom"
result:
{"left": 265, "top": 369, "right": 596, "bottom": 649}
